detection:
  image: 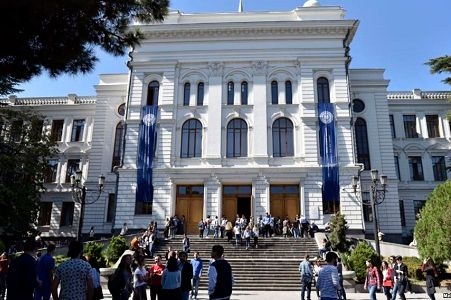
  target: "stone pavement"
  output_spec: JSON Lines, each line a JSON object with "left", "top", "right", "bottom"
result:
{"left": 98, "top": 286, "right": 447, "bottom": 300}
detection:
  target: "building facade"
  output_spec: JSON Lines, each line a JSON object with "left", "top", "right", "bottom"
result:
{"left": 1, "top": 2, "right": 449, "bottom": 241}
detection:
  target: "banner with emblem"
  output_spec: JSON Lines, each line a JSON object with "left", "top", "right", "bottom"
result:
{"left": 136, "top": 105, "right": 158, "bottom": 203}
{"left": 318, "top": 103, "right": 339, "bottom": 203}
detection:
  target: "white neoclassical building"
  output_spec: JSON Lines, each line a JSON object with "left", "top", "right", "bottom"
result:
{"left": 1, "top": 1, "right": 450, "bottom": 242}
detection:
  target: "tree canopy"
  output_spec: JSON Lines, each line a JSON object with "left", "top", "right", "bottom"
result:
{"left": 426, "top": 55, "right": 451, "bottom": 85}
{"left": 0, "top": 108, "right": 59, "bottom": 240}
{"left": 0, "top": 0, "right": 169, "bottom": 95}
{"left": 414, "top": 180, "right": 451, "bottom": 263}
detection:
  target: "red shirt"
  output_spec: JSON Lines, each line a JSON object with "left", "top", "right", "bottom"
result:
{"left": 0, "top": 257, "right": 8, "bottom": 274}
{"left": 148, "top": 263, "right": 165, "bottom": 286}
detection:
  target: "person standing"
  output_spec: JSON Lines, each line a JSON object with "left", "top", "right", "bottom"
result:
{"left": 208, "top": 245, "right": 233, "bottom": 300}
{"left": 198, "top": 219, "right": 205, "bottom": 239}
{"left": 182, "top": 234, "right": 191, "bottom": 253}
{"left": 120, "top": 223, "right": 128, "bottom": 236}
{"left": 133, "top": 256, "right": 148, "bottom": 300}
{"left": 51, "top": 240, "right": 94, "bottom": 300}
{"left": 299, "top": 254, "right": 313, "bottom": 300}
{"left": 35, "top": 243, "right": 56, "bottom": 300}
{"left": 0, "top": 252, "right": 9, "bottom": 300}
{"left": 336, "top": 257, "right": 347, "bottom": 300}
{"left": 148, "top": 255, "right": 165, "bottom": 300}
{"left": 317, "top": 251, "right": 341, "bottom": 300}
{"left": 190, "top": 252, "right": 203, "bottom": 300}
{"left": 262, "top": 212, "right": 271, "bottom": 238}
{"left": 421, "top": 258, "right": 438, "bottom": 300}
{"left": 161, "top": 257, "right": 181, "bottom": 300}
{"left": 108, "top": 254, "right": 133, "bottom": 300}
{"left": 178, "top": 251, "right": 193, "bottom": 300}
{"left": 7, "top": 238, "right": 38, "bottom": 300}
{"left": 381, "top": 261, "right": 394, "bottom": 300}
{"left": 364, "top": 259, "right": 381, "bottom": 300}
{"left": 87, "top": 256, "right": 103, "bottom": 300}
{"left": 299, "top": 215, "right": 310, "bottom": 238}
{"left": 395, "top": 256, "right": 408, "bottom": 300}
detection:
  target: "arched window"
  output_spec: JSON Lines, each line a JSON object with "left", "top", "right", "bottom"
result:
{"left": 183, "top": 82, "right": 190, "bottom": 106}
{"left": 317, "top": 77, "right": 330, "bottom": 103}
{"left": 227, "top": 81, "right": 234, "bottom": 105}
{"left": 272, "top": 118, "right": 294, "bottom": 157}
{"left": 197, "top": 82, "right": 204, "bottom": 106}
{"left": 181, "top": 119, "right": 202, "bottom": 158}
{"left": 285, "top": 80, "right": 292, "bottom": 104}
{"left": 354, "top": 117, "right": 371, "bottom": 170}
{"left": 147, "top": 80, "right": 160, "bottom": 106}
{"left": 111, "top": 122, "right": 125, "bottom": 171}
{"left": 271, "top": 80, "right": 279, "bottom": 104}
{"left": 241, "top": 81, "right": 248, "bottom": 105}
{"left": 226, "top": 118, "right": 248, "bottom": 158}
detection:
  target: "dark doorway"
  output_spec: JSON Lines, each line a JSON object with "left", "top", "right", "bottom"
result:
{"left": 237, "top": 197, "right": 251, "bottom": 220}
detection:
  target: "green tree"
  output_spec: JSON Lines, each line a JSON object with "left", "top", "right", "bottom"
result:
{"left": 414, "top": 181, "right": 451, "bottom": 263}
{"left": 105, "top": 236, "right": 128, "bottom": 265}
{"left": 0, "top": 108, "right": 59, "bottom": 240}
{"left": 329, "top": 212, "right": 349, "bottom": 252}
{"left": 0, "top": 0, "right": 169, "bottom": 95}
{"left": 426, "top": 55, "right": 451, "bottom": 85}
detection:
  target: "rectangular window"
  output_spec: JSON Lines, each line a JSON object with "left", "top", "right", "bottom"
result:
{"left": 403, "top": 115, "right": 418, "bottom": 138}
{"left": 408, "top": 156, "right": 424, "bottom": 181}
{"left": 362, "top": 192, "right": 372, "bottom": 222}
{"left": 432, "top": 156, "right": 447, "bottom": 181}
{"left": 413, "top": 200, "right": 426, "bottom": 219}
{"left": 38, "top": 202, "right": 52, "bottom": 226}
{"left": 106, "top": 193, "right": 116, "bottom": 222}
{"left": 426, "top": 115, "right": 440, "bottom": 138}
{"left": 44, "top": 159, "right": 59, "bottom": 183}
{"left": 394, "top": 156, "right": 400, "bottom": 180}
{"left": 51, "top": 120, "right": 64, "bottom": 141}
{"left": 60, "top": 202, "right": 74, "bottom": 226}
{"left": 66, "top": 159, "right": 80, "bottom": 183}
{"left": 389, "top": 115, "right": 396, "bottom": 138}
{"left": 30, "top": 119, "right": 44, "bottom": 141}
{"left": 135, "top": 203, "right": 152, "bottom": 215}
{"left": 399, "top": 200, "right": 406, "bottom": 227}
{"left": 71, "top": 119, "right": 85, "bottom": 142}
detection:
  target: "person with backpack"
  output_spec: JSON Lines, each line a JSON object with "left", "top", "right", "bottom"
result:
{"left": 108, "top": 254, "right": 133, "bottom": 300}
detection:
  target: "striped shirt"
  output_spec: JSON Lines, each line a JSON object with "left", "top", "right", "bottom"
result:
{"left": 317, "top": 264, "right": 340, "bottom": 299}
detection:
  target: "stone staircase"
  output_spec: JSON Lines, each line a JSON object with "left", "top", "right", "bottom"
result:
{"left": 149, "top": 236, "right": 320, "bottom": 291}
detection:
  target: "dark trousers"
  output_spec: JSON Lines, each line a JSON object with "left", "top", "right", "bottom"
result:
{"left": 0, "top": 273, "right": 6, "bottom": 299}
{"left": 397, "top": 282, "right": 407, "bottom": 300}
{"left": 150, "top": 285, "right": 162, "bottom": 300}
{"left": 301, "top": 277, "right": 312, "bottom": 300}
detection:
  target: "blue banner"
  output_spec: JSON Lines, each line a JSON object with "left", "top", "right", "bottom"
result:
{"left": 136, "top": 105, "right": 158, "bottom": 203}
{"left": 318, "top": 103, "right": 339, "bottom": 202}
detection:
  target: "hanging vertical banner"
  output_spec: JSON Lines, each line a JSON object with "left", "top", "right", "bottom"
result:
{"left": 318, "top": 103, "right": 339, "bottom": 202}
{"left": 136, "top": 105, "right": 158, "bottom": 203}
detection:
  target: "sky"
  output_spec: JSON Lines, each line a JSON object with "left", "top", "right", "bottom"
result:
{"left": 15, "top": 0, "right": 451, "bottom": 98}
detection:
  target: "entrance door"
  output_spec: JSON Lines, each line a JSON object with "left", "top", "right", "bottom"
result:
{"left": 270, "top": 185, "right": 300, "bottom": 219}
{"left": 175, "top": 185, "right": 204, "bottom": 234}
{"left": 237, "top": 197, "right": 251, "bottom": 220}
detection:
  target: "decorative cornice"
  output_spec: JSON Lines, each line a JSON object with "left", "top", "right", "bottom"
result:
{"left": 142, "top": 24, "right": 352, "bottom": 41}
{"left": 251, "top": 61, "right": 268, "bottom": 76}
{"left": 388, "top": 91, "right": 451, "bottom": 101}
{"left": 208, "top": 62, "right": 224, "bottom": 76}
{"left": 0, "top": 95, "right": 96, "bottom": 106}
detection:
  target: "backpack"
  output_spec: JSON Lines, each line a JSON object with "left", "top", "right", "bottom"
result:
{"left": 107, "top": 269, "right": 123, "bottom": 295}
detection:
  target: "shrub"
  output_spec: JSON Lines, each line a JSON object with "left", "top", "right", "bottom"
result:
{"left": 84, "top": 241, "right": 107, "bottom": 268}
{"left": 54, "top": 255, "right": 69, "bottom": 266}
{"left": 348, "top": 241, "right": 380, "bottom": 283}
{"left": 402, "top": 256, "right": 423, "bottom": 281}
{"left": 329, "top": 212, "right": 349, "bottom": 252}
{"left": 105, "top": 235, "right": 128, "bottom": 265}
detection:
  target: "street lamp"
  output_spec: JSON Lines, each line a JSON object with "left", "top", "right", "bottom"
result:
{"left": 70, "top": 170, "right": 105, "bottom": 241}
{"left": 352, "top": 169, "right": 387, "bottom": 256}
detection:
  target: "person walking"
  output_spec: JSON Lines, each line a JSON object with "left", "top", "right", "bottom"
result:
{"left": 316, "top": 251, "right": 341, "bottom": 300}
{"left": 178, "top": 251, "right": 193, "bottom": 300}
{"left": 364, "top": 259, "right": 381, "bottom": 300}
{"left": 182, "top": 234, "right": 191, "bottom": 253}
{"left": 395, "top": 256, "right": 408, "bottom": 300}
{"left": 381, "top": 261, "right": 394, "bottom": 300}
{"left": 51, "top": 240, "right": 94, "bottom": 300}
{"left": 148, "top": 255, "right": 165, "bottom": 300}
{"left": 108, "top": 254, "right": 133, "bottom": 300}
{"left": 299, "top": 254, "right": 313, "bottom": 300}
{"left": 208, "top": 245, "right": 233, "bottom": 300}
{"left": 421, "top": 258, "right": 438, "bottom": 300}
{"left": 35, "top": 243, "right": 56, "bottom": 300}
{"left": 337, "top": 257, "right": 347, "bottom": 300}
{"left": 190, "top": 252, "right": 203, "bottom": 300}
{"left": 390, "top": 256, "right": 399, "bottom": 300}
{"left": 7, "top": 238, "right": 38, "bottom": 300}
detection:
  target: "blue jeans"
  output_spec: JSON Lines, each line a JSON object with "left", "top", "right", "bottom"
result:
{"left": 320, "top": 297, "right": 337, "bottom": 300}
{"left": 392, "top": 282, "right": 399, "bottom": 300}
{"left": 368, "top": 284, "right": 377, "bottom": 300}
{"left": 192, "top": 276, "right": 200, "bottom": 298}
{"left": 301, "top": 277, "right": 312, "bottom": 300}
{"left": 181, "top": 291, "right": 190, "bottom": 300}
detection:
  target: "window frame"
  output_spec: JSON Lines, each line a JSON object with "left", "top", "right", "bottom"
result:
{"left": 271, "top": 80, "right": 278, "bottom": 104}
{"left": 272, "top": 117, "right": 294, "bottom": 157}
{"left": 180, "top": 119, "right": 203, "bottom": 158}
{"left": 226, "top": 118, "right": 248, "bottom": 158}
{"left": 71, "top": 119, "right": 85, "bottom": 142}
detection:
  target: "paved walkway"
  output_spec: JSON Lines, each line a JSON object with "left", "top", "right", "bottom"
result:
{"left": 98, "top": 286, "right": 447, "bottom": 300}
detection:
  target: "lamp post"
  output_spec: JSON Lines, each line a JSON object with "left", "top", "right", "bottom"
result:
{"left": 70, "top": 170, "right": 105, "bottom": 241}
{"left": 352, "top": 169, "right": 387, "bottom": 256}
